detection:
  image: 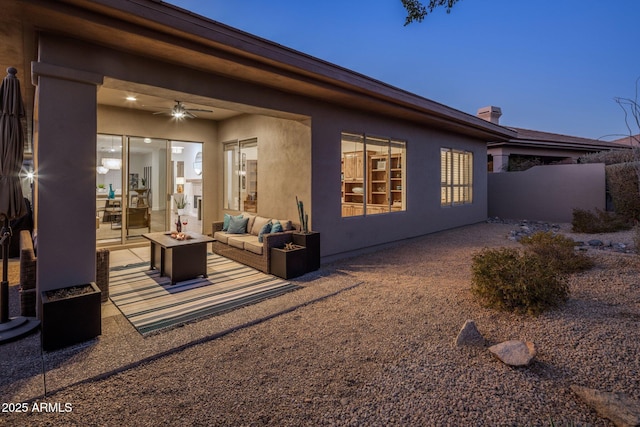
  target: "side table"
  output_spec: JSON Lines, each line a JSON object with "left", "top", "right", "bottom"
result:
{"left": 292, "top": 231, "right": 320, "bottom": 272}
{"left": 270, "top": 245, "right": 307, "bottom": 279}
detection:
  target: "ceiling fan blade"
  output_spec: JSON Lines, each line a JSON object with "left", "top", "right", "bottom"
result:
{"left": 187, "top": 108, "right": 213, "bottom": 113}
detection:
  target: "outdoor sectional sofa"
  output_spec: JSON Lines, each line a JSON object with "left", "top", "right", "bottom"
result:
{"left": 211, "top": 213, "right": 299, "bottom": 274}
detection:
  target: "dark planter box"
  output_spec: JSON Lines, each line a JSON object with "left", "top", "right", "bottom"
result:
{"left": 270, "top": 245, "right": 307, "bottom": 279}
{"left": 292, "top": 231, "right": 320, "bottom": 272}
{"left": 40, "top": 282, "right": 102, "bottom": 351}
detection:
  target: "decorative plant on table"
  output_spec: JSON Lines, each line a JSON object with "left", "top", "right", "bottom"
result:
{"left": 174, "top": 194, "right": 188, "bottom": 213}
{"left": 296, "top": 196, "right": 309, "bottom": 233}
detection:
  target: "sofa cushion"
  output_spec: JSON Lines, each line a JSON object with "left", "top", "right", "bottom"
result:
{"left": 241, "top": 213, "right": 256, "bottom": 233}
{"left": 213, "top": 231, "right": 233, "bottom": 244}
{"left": 278, "top": 219, "right": 293, "bottom": 231}
{"left": 251, "top": 216, "right": 271, "bottom": 236}
{"left": 228, "top": 216, "right": 249, "bottom": 234}
{"left": 228, "top": 235, "right": 260, "bottom": 251}
{"left": 244, "top": 239, "right": 264, "bottom": 255}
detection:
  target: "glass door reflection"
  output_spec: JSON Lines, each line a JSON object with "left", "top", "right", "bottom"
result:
{"left": 170, "top": 140, "right": 203, "bottom": 234}
{"left": 126, "top": 137, "right": 168, "bottom": 239}
{"left": 96, "top": 134, "right": 123, "bottom": 244}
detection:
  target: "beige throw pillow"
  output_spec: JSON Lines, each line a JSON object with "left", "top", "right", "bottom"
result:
{"left": 251, "top": 216, "right": 271, "bottom": 236}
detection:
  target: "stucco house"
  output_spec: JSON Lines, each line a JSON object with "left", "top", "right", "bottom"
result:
{"left": 478, "top": 106, "right": 629, "bottom": 172}
{"left": 2, "top": 0, "right": 515, "bottom": 298}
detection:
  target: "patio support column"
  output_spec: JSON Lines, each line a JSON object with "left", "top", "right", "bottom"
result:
{"left": 31, "top": 62, "right": 103, "bottom": 309}
{"left": 493, "top": 154, "right": 509, "bottom": 173}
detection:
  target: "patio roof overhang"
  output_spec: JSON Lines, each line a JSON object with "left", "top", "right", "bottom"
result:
{"left": 488, "top": 127, "right": 633, "bottom": 152}
{"left": 9, "top": 0, "right": 516, "bottom": 142}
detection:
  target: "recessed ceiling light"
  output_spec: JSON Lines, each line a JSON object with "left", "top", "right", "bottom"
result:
{"left": 126, "top": 96, "right": 137, "bottom": 101}
{"left": 144, "top": 138, "right": 151, "bottom": 143}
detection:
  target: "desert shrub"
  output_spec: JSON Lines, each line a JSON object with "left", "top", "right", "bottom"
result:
{"left": 471, "top": 247, "right": 569, "bottom": 315}
{"left": 578, "top": 148, "right": 640, "bottom": 165}
{"left": 571, "top": 208, "right": 632, "bottom": 233}
{"left": 520, "top": 231, "right": 594, "bottom": 274}
{"left": 606, "top": 162, "right": 640, "bottom": 221}
{"left": 507, "top": 155, "right": 543, "bottom": 172}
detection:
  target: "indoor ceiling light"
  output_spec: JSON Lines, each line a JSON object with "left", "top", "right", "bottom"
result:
{"left": 126, "top": 95, "right": 137, "bottom": 101}
{"left": 144, "top": 138, "right": 151, "bottom": 143}
{"left": 172, "top": 146, "right": 184, "bottom": 154}
{"left": 102, "top": 158, "right": 121, "bottom": 170}
{"left": 102, "top": 136, "right": 121, "bottom": 169}
{"left": 96, "top": 166, "right": 109, "bottom": 174}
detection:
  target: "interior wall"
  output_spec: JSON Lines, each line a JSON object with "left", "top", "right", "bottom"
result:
{"left": 217, "top": 114, "right": 312, "bottom": 223}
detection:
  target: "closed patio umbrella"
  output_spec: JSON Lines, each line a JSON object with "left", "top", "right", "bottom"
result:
{"left": 0, "top": 67, "right": 38, "bottom": 342}
{"left": 0, "top": 67, "right": 26, "bottom": 223}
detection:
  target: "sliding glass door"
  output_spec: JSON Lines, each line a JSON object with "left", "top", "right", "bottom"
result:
{"left": 96, "top": 134, "right": 203, "bottom": 246}
{"left": 169, "top": 140, "right": 203, "bottom": 234}
{"left": 96, "top": 134, "right": 124, "bottom": 243}
{"left": 126, "top": 137, "right": 168, "bottom": 239}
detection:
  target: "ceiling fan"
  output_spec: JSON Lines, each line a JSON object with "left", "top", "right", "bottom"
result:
{"left": 153, "top": 100, "right": 213, "bottom": 119}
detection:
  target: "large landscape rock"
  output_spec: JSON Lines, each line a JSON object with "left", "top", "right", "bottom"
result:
{"left": 455, "top": 320, "right": 485, "bottom": 347}
{"left": 488, "top": 340, "right": 536, "bottom": 366}
{"left": 571, "top": 385, "right": 640, "bottom": 427}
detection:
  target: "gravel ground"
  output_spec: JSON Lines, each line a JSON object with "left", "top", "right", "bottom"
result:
{"left": 2, "top": 222, "right": 639, "bottom": 426}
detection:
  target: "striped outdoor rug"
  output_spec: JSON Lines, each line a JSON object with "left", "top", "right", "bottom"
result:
{"left": 109, "top": 254, "right": 299, "bottom": 335}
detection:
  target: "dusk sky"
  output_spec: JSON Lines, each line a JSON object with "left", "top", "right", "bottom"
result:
{"left": 165, "top": 0, "right": 640, "bottom": 141}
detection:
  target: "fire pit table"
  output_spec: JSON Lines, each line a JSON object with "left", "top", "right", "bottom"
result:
{"left": 143, "top": 231, "right": 214, "bottom": 284}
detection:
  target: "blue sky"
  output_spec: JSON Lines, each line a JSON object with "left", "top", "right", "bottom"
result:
{"left": 166, "top": 0, "right": 640, "bottom": 140}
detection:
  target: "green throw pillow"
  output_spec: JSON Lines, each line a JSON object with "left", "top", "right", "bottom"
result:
{"left": 223, "top": 213, "right": 242, "bottom": 231}
{"left": 227, "top": 216, "right": 249, "bottom": 234}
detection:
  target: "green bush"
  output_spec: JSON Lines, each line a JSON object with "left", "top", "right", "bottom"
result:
{"left": 471, "top": 232, "right": 594, "bottom": 314}
{"left": 471, "top": 247, "right": 568, "bottom": 315}
{"left": 571, "top": 208, "right": 632, "bottom": 233}
{"left": 520, "top": 232, "right": 594, "bottom": 274}
{"left": 578, "top": 150, "right": 640, "bottom": 222}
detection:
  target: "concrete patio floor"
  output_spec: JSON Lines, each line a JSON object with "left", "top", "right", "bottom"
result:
{"left": 0, "top": 245, "right": 360, "bottom": 403}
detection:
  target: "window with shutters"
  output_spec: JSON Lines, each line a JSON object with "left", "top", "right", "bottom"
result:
{"left": 441, "top": 148, "right": 473, "bottom": 206}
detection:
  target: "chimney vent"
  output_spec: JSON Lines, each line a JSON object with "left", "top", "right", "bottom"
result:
{"left": 477, "top": 106, "right": 502, "bottom": 125}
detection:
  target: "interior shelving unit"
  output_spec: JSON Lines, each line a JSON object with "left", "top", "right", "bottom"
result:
{"left": 342, "top": 150, "right": 403, "bottom": 216}
{"left": 389, "top": 154, "right": 403, "bottom": 210}
{"left": 341, "top": 151, "right": 367, "bottom": 216}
